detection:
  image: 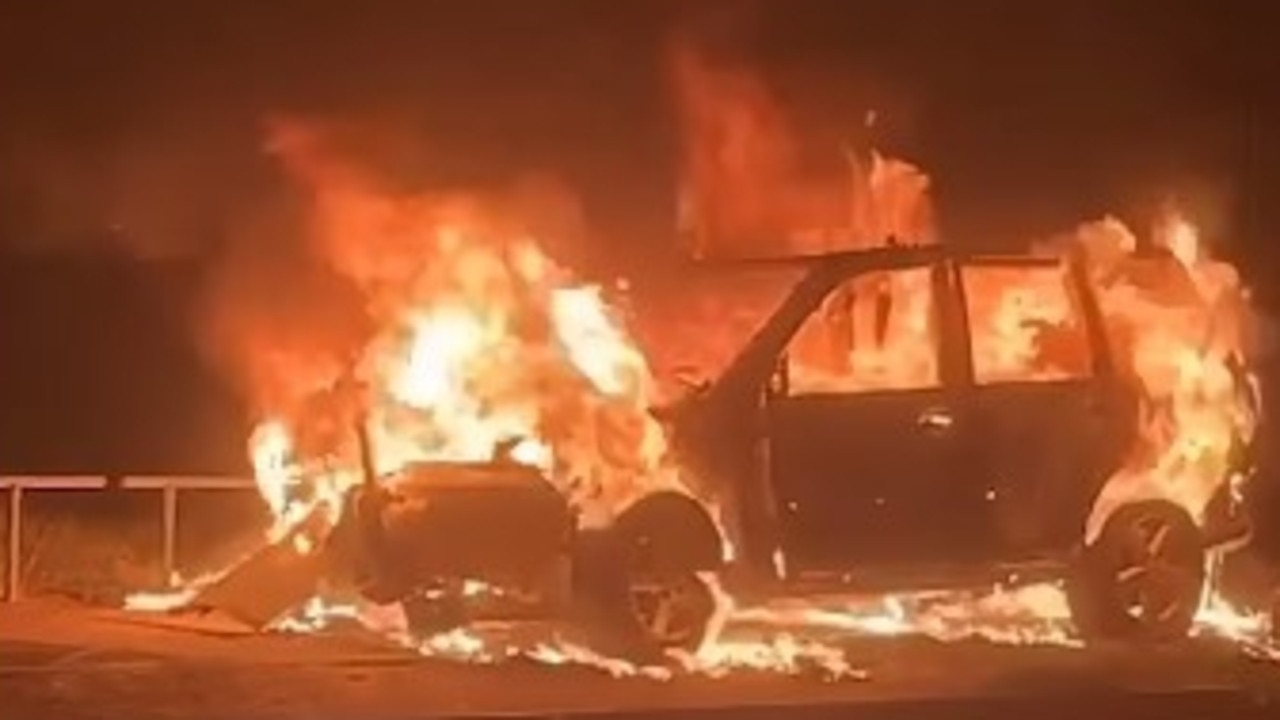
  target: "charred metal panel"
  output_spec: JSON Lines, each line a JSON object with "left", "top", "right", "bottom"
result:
{"left": 350, "top": 463, "right": 572, "bottom": 597}
{"left": 669, "top": 246, "right": 1138, "bottom": 584}
{"left": 967, "top": 380, "right": 1130, "bottom": 556}
{"left": 766, "top": 388, "right": 968, "bottom": 570}
{"left": 189, "top": 535, "right": 324, "bottom": 630}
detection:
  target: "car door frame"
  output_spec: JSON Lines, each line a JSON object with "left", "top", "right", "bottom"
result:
{"left": 946, "top": 253, "right": 1129, "bottom": 559}
{"left": 755, "top": 255, "right": 987, "bottom": 576}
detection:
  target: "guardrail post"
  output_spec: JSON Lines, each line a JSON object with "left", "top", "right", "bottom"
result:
{"left": 0, "top": 476, "right": 254, "bottom": 599}
{"left": 162, "top": 484, "right": 178, "bottom": 584}
{"left": 6, "top": 484, "right": 22, "bottom": 602}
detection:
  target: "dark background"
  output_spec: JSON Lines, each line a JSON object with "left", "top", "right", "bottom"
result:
{"left": 1, "top": 0, "right": 1276, "bottom": 477}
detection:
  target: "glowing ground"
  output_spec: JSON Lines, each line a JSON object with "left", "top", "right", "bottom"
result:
{"left": 3, "top": 599, "right": 1278, "bottom": 720}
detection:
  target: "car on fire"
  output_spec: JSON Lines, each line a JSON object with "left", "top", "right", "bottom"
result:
{"left": 192, "top": 242, "right": 1257, "bottom": 662}
{"left": 621, "top": 241, "right": 1259, "bottom": 652}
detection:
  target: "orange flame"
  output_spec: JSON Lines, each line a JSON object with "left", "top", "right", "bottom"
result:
{"left": 670, "top": 42, "right": 935, "bottom": 258}
{"left": 121, "top": 95, "right": 1269, "bottom": 669}
{"left": 1082, "top": 212, "right": 1258, "bottom": 538}
{"left": 244, "top": 121, "right": 687, "bottom": 544}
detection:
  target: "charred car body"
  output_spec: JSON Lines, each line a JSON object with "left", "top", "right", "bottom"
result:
{"left": 656, "top": 243, "right": 1257, "bottom": 643}
{"left": 192, "top": 243, "right": 1256, "bottom": 658}
{"left": 324, "top": 447, "right": 723, "bottom": 661}
{"left": 320, "top": 243, "right": 1254, "bottom": 652}
{"left": 193, "top": 425, "right": 725, "bottom": 662}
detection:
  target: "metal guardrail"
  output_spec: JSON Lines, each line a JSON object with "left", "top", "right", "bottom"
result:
{"left": 1, "top": 475, "right": 256, "bottom": 601}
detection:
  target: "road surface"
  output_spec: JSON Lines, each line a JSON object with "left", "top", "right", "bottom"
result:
{"left": 2, "top": 599, "right": 1278, "bottom": 720}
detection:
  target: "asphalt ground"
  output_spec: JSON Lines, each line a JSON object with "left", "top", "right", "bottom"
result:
{"left": 2, "top": 599, "right": 1279, "bottom": 720}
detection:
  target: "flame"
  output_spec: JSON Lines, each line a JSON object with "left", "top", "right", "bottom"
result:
{"left": 239, "top": 122, "right": 689, "bottom": 545}
{"left": 124, "top": 586, "right": 202, "bottom": 613}
{"left": 128, "top": 200, "right": 1275, "bottom": 673}
{"left": 781, "top": 209, "right": 1258, "bottom": 537}
{"left": 122, "top": 569, "right": 227, "bottom": 612}
{"left": 1083, "top": 212, "right": 1259, "bottom": 537}
{"left": 670, "top": 42, "right": 935, "bottom": 258}
{"left": 964, "top": 265, "right": 1090, "bottom": 383}
{"left": 121, "top": 110, "right": 1272, "bottom": 674}
{"left": 788, "top": 266, "right": 940, "bottom": 392}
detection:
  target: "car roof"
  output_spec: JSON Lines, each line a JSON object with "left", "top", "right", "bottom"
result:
{"left": 692, "top": 243, "right": 1065, "bottom": 272}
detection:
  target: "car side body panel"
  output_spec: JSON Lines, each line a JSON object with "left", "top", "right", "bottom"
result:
{"left": 667, "top": 247, "right": 1136, "bottom": 590}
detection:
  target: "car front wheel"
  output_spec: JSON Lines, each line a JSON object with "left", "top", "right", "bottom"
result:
{"left": 570, "top": 528, "right": 717, "bottom": 662}
{"left": 1067, "top": 499, "right": 1206, "bottom": 642}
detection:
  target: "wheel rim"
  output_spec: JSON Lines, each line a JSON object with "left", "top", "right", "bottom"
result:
{"left": 627, "top": 575, "right": 712, "bottom": 649}
{"left": 1112, "top": 511, "right": 1200, "bottom": 627}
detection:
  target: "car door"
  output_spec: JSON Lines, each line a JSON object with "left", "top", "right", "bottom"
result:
{"left": 765, "top": 262, "right": 979, "bottom": 573}
{"left": 956, "top": 258, "right": 1126, "bottom": 558}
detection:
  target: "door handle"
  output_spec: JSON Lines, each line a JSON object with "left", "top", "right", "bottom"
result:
{"left": 917, "top": 406, "right": 954, "bottom": 433}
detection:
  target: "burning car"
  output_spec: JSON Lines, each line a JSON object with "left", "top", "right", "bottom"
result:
{"left": 183, "top": 231, "right": 1259, "bottom": 660}
{"left": 156, "top": 120, "right": 1262, "bottom": 660}
{"left": 654, "top": 237, "right": 1259, "bottom": 644}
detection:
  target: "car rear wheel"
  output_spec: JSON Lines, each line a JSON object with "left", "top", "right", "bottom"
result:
{"left": 1067, "top": 499, "right": 1205, "bottom": 642}
{"left": 625, "top": 572, "right": 716, "bottom": 652}
{"left": 571, "top": 528, "right": 717, "bottom": 662}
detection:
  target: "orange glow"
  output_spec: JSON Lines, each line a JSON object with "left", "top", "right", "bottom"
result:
{"left": 671, "top": 42, "right": 935, "bottom": 258}
{"left": 121, "top": 104, "right": 1269, "bottom": 670}
{"left": 788, "top": 267, "right": 941, "bottom": 393}
{"left": 781, "top": 210, "right": 1258, "bottom": 552}
{"left": 963, "top": 264, "right": 1091, "bottom": 384}
{"left": 1082, "top": 212, "right": 1258, "bottom": 539}
{"left": 242, "top": 120, "right": 689, "bottom": 556}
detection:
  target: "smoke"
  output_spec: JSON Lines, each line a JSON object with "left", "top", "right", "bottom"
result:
{"left": 666, "top": 23, "right": 935, "bottom": 259}
{"left": 0, "top": 96, "right": 608, "bottom": 458}
{"left": 194, "top": 116, "right": 595, "bottom": 427}
{"left": 195, "top": 194, "right": 370, "bottom": 422}
{"left": 0, "top": 111, "right": 263, "bottom": 261}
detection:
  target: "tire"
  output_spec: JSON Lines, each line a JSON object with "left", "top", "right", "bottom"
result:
{"left": 1067, "top": 499, "right": 1205, "bottom": 642}
{"left": 570, "top": 528, "right": 717, "bottom": 663}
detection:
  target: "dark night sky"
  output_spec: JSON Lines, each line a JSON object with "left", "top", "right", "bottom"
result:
{"left": 1, "top": 0, "right": 1277, "bottom": 474}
